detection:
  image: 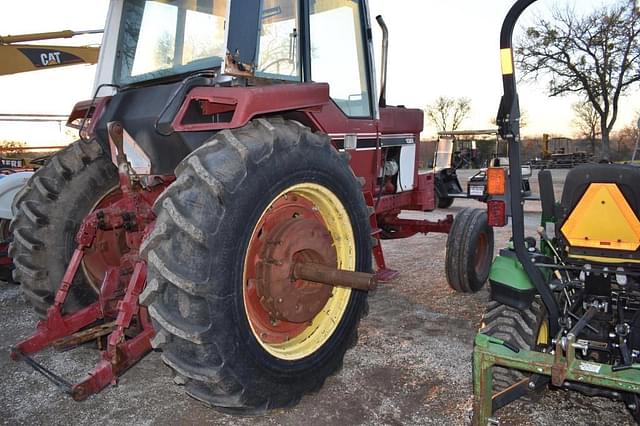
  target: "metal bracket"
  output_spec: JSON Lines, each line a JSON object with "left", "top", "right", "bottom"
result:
{"left": 473, "top": 333, "right": 640, "bottom": 425}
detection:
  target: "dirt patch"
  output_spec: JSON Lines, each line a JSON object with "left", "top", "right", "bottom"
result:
{"left": 1, "top": 169, "right": 635, "bottom": 425}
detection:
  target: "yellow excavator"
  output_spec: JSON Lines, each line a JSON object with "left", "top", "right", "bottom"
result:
{"left": 0, "top": 29, "right": 102, "bottom": 283}
{"left": 0, "top": 29, "right": 101, "bottom": 76}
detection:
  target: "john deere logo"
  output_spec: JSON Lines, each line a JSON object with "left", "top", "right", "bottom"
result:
{"left": 17, "top": 47, "right": 83, "bottom": 68}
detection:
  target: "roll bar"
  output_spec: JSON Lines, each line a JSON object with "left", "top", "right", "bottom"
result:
{"left": 496, "top": 0, "right": 560, "bottom": 336}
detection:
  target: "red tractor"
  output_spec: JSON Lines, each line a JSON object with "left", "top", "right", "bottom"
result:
{"left": 10, "top": 0, "right": 492, "bottom": 413}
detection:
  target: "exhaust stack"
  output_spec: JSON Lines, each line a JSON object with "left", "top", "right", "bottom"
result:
{"left": 375, "top": 15, "right": 389, "bottom": 108}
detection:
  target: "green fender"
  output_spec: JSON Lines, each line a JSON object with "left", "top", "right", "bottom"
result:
{"left": 488, "top": 253, "right": 537, "bottom": 310}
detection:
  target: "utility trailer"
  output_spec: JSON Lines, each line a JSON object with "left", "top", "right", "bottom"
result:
{"left": 10, "top": 0, "right": 492, "bottom": 413}
{"left": 529, "top": 135, "right": 593, "bottom": 169}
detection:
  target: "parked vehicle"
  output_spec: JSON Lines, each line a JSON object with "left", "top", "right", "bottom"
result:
{"left": 11, "top": 0, "right": 492, "bottom": 413}
{"left": 473, "top": 1, "right": 640, "bottom": 423}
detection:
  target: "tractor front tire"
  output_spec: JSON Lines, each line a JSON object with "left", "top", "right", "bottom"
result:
{"left": 445, "top": 208, "right": 493, "bottom": 293}
{"left": 10, "top": 140, "right": 117, "bottom": 316}
{"left": 141, "top": 118, "right": 372, "bottom": 414}
{"left": 479, "top": 298, "right": 549, "bottom": 394}
{"left": 437, "top": 195, "right": 454, "bottom": 209}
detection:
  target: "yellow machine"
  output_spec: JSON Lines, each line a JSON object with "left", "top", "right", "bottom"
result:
{"left": 0, "top": 30, "right": 101, "bottom": 76}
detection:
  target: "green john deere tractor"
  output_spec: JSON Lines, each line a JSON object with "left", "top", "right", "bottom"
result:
{"left": 473, "top": 0, "right": 640, "bottom": 424}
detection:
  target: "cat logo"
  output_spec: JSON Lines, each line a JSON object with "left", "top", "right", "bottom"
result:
{"left": 40, "top": 51, "right": 63, "bottom": 66}
{"left": 17, "top": 47, "right": 84, "bottom": 68}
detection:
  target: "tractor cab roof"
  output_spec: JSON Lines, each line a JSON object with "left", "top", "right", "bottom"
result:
{"left": 96, "top": 0, "right": 378, "bottom": 118}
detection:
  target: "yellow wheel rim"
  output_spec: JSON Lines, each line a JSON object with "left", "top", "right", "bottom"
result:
{"left": 243, "top": 183, "right": 356, "bottom": 361}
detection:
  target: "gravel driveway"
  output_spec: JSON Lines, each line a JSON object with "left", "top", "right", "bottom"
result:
{"left": 1, "top": 169, "right": 634, "bottom": 425}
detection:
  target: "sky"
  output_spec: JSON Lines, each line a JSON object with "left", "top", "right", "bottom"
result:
{"left": 0, "top": 0, "right": 638, "bottom": 147}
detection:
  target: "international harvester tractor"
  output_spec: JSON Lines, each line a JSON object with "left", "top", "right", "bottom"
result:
{"left": 10, "top": 0, "right": 492, "bottom": 412}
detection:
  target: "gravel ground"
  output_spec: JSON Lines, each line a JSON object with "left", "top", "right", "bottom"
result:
{"left": 0, "top": 169, "right": 635, "bottom": 425}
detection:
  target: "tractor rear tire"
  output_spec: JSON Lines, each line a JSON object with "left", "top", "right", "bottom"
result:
{"left": 141, "top": 118, "right": 372, "bottom": 414}
{"left": 445, "top": 208, "right": 493, "bottom": 292}
{"left": 0, "top": 219, "right": 16, "bottom": 284}
{"left": 9, "top": 140, "right": 117, "bottom": 316}
{"left": 479, "top": 298, "right": 549, "bottom": 395}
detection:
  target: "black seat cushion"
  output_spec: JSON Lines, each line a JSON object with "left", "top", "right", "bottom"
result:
{"left": 559, "top": 163, "right": 640, "bottom": 262}
{"left": 561, "top": 163, "right": 640, "bottom": 218}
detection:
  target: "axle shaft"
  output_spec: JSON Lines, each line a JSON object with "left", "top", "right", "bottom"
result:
{"left": 292, "top": 262, "right": 377, "bottom": 291}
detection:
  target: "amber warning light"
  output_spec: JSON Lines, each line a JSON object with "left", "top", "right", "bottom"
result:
{"left": 486, "top": 167, "right": 507, "bottom": 195}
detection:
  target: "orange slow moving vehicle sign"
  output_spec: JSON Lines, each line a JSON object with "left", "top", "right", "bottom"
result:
{"left": 561, "top": 183, "right": 640, "bottom": 252}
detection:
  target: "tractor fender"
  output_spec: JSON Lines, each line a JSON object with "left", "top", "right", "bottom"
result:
{"left": 488, "top": 253, "right": 537, "bottom": 310}
{"left": 0, "top": 171, "right": 33, "bottom": 220}
{"left": 95, "top": 81, "right": 331, "bottom": 175}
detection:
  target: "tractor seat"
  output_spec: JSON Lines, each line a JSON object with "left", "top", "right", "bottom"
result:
{"left": 559, "top": 164, "right": 640, "bottom": 264}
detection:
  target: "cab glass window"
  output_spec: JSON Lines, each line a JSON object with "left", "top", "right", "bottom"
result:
{"left": 256, "top": 0, "right": 301, "bottom": 80}
{"left": 116, "top": 0, "right": 228, "bottom": 85}
{"left": 309, "top": 0, "right": 372, "bottom": 117}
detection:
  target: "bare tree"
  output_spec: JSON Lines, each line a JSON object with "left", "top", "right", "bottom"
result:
{"left": 0, "top": 140, "right": 26, "bottom": 158}
{"left": 425, "top": 96, "right": 471, "bottom": 132}
{"left": 516, "top": 0, "right": 640, "bottom": 160}
{"left": 572, "top": 101, "right": 600, "bottom": 153}
{"left": 612, "top": 118, "right": 640, "bottom": 159}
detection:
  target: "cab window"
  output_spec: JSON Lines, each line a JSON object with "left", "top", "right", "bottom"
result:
{"left": 256, "top": 0, "right": 301, "bottom": 80}
{"left": 309, "top": 0, "right": 372, "bottom": 117}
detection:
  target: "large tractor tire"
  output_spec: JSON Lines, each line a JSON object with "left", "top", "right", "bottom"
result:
{"left": 141, "top": 118, "right": 372, "bottom": 414}
{"left": 10, "top": 140, "right": 118, "bottom": 316}
{"left": 445, "top": 208, "right": 493, "bottom": 293}
{"left": 479, "top": 298, "right": 549, "bottom": 394}
{"left": 0, "top": 218, "right": 16, "bottom": 284}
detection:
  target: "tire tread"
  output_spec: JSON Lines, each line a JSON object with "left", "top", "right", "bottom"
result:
{"left": 143, "top": 118, "right": 369, "bottom": 413}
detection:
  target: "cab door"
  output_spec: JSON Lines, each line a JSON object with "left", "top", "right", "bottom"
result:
{"left": 301, "top": 0, "right": 382, "bottom": 193}
{"left": 304, "top": 0, "right": 376, "bottom": 119}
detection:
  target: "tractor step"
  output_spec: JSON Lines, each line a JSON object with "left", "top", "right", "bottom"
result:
{"left": 375, "top": 268, "right": 400, "bottom": 282}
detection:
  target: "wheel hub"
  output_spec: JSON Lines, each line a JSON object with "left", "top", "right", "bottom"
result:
{"left": 243, "top": 184, "right": 356, "bottom": 357}
{"left": 474, "top": 232, "right": 489, "bottom": 275}
{"left": 256, "top": 218, "right": 336, "bottom": 323}
{"left": 82, "top": 189, "right": 128, "bottom": 291}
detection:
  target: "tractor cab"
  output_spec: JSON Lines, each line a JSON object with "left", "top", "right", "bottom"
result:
{"left": 97, "top": 0, "right": 375, "bottom": 116}
{"left": 95, "top": 0, "right": 376, "bottom": 113}
{"left": 81, "top": 0, "right": 426, "bottom": 205}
